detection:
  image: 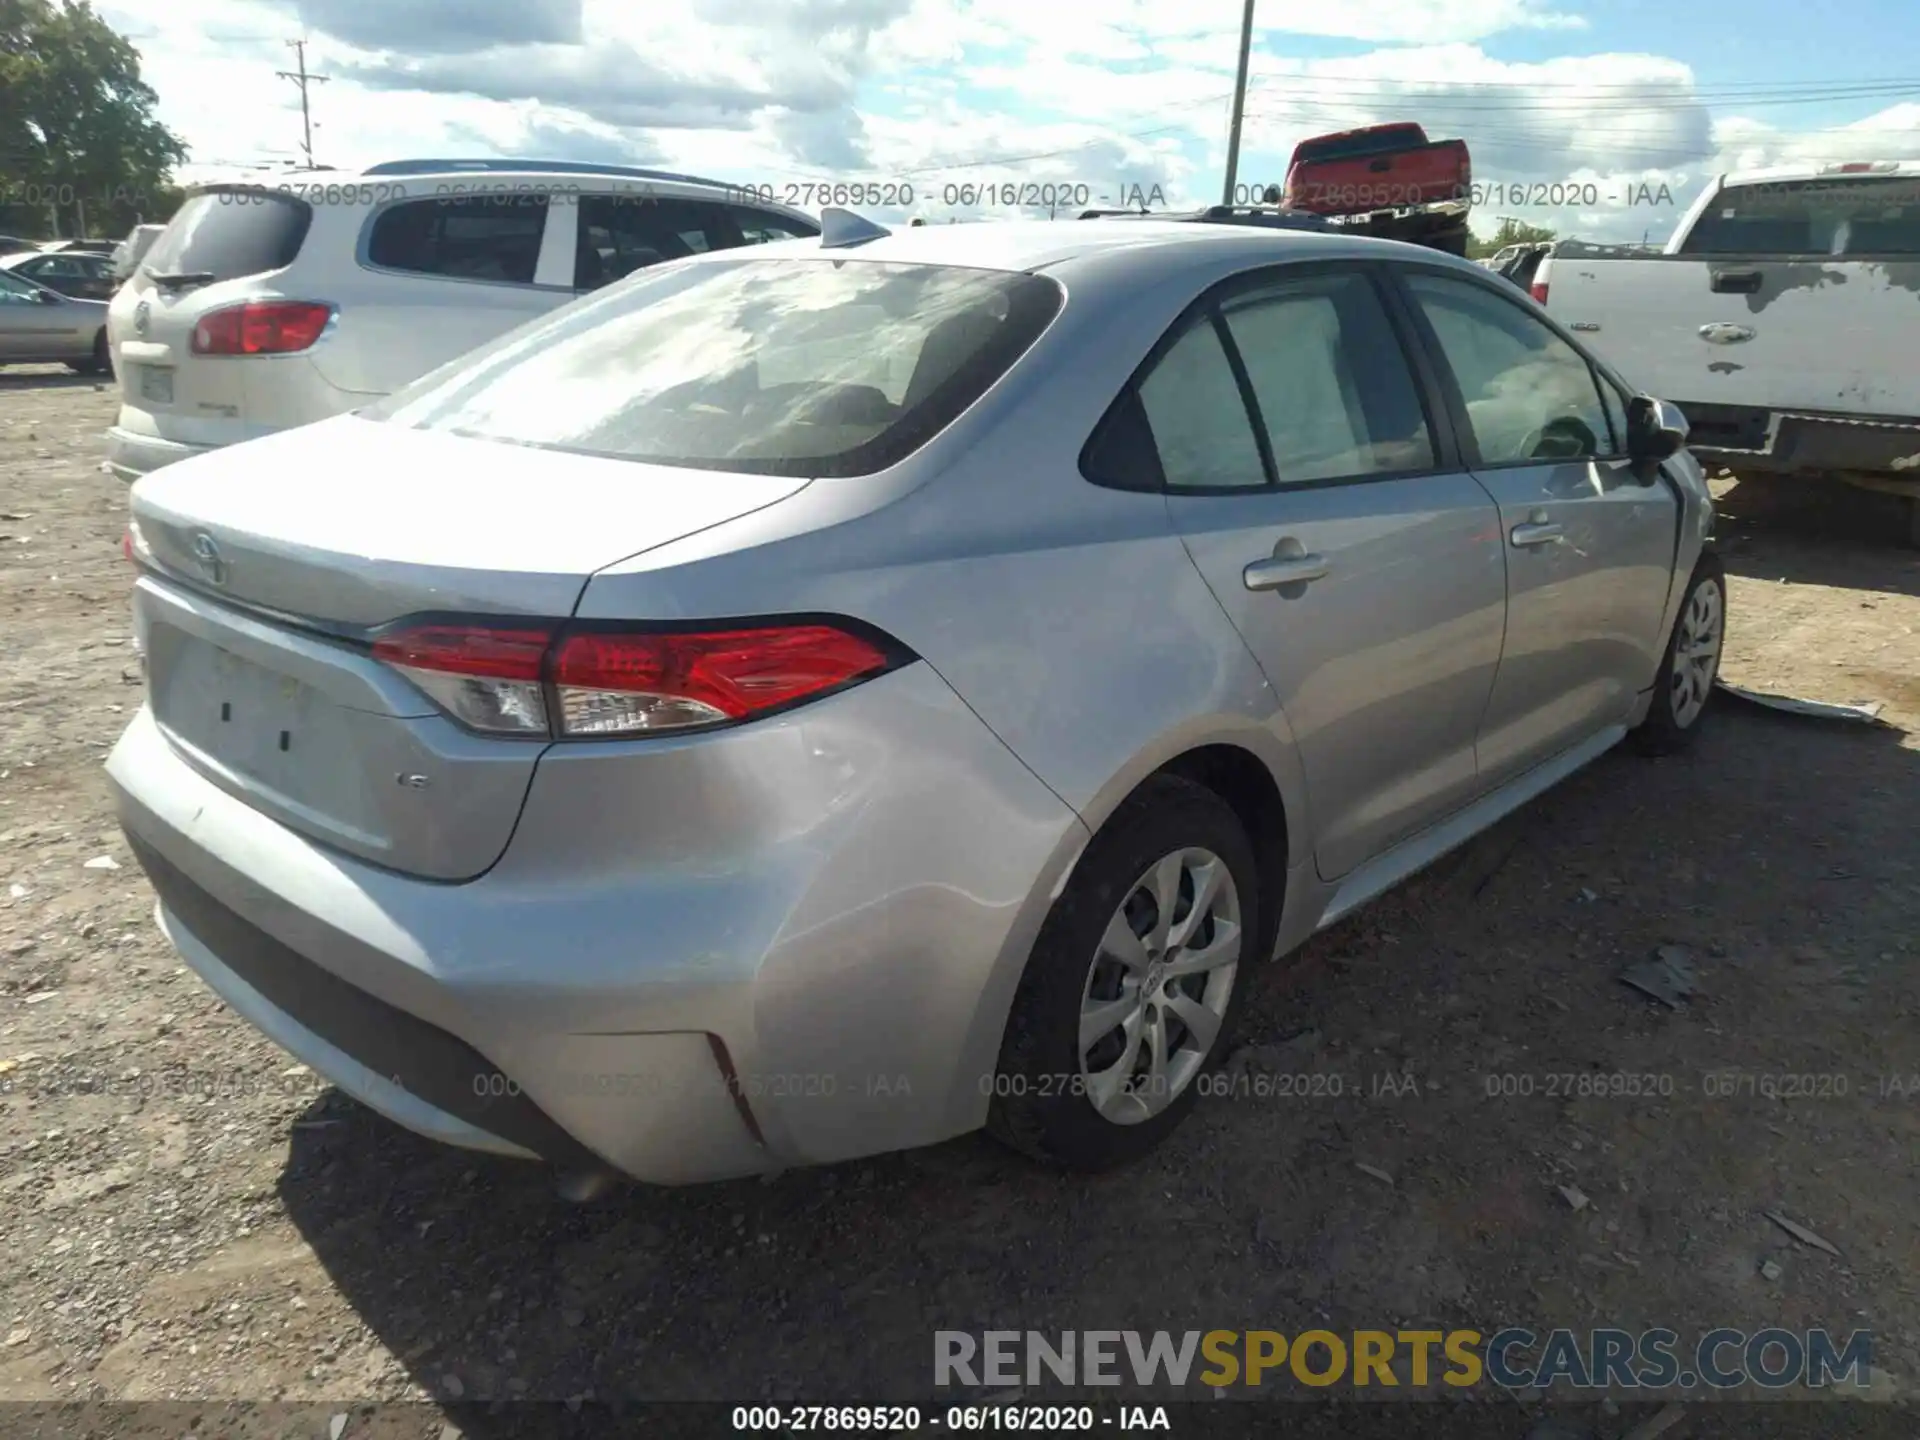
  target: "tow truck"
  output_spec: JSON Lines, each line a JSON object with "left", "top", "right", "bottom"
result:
{"left": 1081, "top": 122, "right": 1473, "bottom": 256}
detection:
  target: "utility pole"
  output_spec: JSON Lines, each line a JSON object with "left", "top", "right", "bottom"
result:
{"left": 1221, "top": 0, "right": 1257, "bottom": 206}
{"left": 276, "top": 39, "right": 330, "bottom": 168}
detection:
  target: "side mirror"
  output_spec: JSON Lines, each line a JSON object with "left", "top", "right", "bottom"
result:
{"left": 35, "top": 288, "right": 63, "bottom": 304}
{"left": 1626, "top": 394, "right": 1688, "bottom": 463}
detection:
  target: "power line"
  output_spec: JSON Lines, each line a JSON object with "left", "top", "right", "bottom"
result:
{"left": 275, "top": 39, "right": 331, "bottom": 168}
{"left": 861, "top": 71, "right": 1920, "bottom": 180}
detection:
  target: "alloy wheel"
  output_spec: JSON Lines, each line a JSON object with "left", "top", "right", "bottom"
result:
{"left": 1077, "top": 847, "right": 1242, "bottom": 1124}
{"left": 1671, "top": 577, "right": 1723, "bottom": 727}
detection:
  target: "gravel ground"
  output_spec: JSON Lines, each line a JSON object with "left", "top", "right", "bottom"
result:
{"left": 1, "top": 370, "right": 1917, "bottom": 1437}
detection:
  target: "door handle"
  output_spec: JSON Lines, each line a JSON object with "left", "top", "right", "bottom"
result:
{"left": 1709, "top": 268, "right": 1763, "bottom": 294}
{"left": 1243, "top": 552, "right": 1330, "bottom": 592}
{"left": 1510, "top": 521, "right": 1564, "bottom": 548}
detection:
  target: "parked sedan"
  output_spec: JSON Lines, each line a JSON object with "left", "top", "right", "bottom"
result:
{"left": 1, "top": 247, "right": 119, "bottom": 300}
{"left": 0, "top": 264, "right": 111, "bottom": 372}
{"left": 110, "top": 215, "right": 1723, "bottom": 1189}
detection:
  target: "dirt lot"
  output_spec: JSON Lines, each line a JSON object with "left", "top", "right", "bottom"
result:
{"left": 2, "top": 370, "right": 1917, "bottom": 1435}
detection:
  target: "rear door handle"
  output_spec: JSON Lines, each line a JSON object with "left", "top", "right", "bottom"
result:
{"left": 1710, "top": 268, "right": 1763, "bottom": 294}
{"left": 1244, "top": 553, "right": 1330, "bottom": 592}
{"left": 1510, "top": 521, "right": 1564, "bottom": 548}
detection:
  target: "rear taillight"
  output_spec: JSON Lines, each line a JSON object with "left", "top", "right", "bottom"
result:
{"left": 371, "top": 620, "right": 903, "bottom": 739}
{"left": 122, "top": 529, "right": 134, "bottom": 563}
{"left": 1529, "top": 279, "right": 1549, "bottom": 304}
{"left": 191, "top": 301, "right": 333, "bottom": 356}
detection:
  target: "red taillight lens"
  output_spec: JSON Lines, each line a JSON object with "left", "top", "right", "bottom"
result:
{"left": 552, "top": 626, "right": 894, "bottom": 735}
{"left": 1529, "top": 280, "right": 1549, "bottom": 304}
{"left": 191, "top": 301, "right": 333, "bottom": 356}
{"left": 122, "top": 529, "right": 134, "bottom": 563}
{"left": 370, "top": 620, "right": 900, "bottom": 739}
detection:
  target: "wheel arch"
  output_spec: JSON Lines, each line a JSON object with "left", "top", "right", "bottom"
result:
{"left": 1154, "top": 743, "right": 1292, "bottom": 970}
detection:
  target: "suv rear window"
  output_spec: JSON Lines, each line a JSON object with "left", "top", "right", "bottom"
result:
{"left": 363, "top": 258, "right": 1064, "bottom": 477}
{"left": 140, "top": 190, "right": 312, "bottom": 282}
{"left": 1679, "top": 176, "right": 1920, "bottom": 256}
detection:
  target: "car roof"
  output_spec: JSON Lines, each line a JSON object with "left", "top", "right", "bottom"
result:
{"left": 707, "top": 217, "right": 1482, "bottom": 278}
{"left": 184, "top": 162, "right": 820, "bottom": 227}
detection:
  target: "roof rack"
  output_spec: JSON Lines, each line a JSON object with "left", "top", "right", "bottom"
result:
{"left": 360, "top": 158, "right": 735, "bottom": 189}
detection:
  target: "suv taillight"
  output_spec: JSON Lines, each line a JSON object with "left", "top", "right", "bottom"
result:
{"left": 371, "top": 620, "right": 906, "bottom": 739}
{"left": 191, "top": 301, "right": 333, "bottom": 355}
{"left": 1529, "top": 278, "right": 1549, "bottom": 304}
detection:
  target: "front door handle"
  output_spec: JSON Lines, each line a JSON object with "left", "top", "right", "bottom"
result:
{"left": 1244, "top": 551, "right": 1330, "bottom": 592}
{"left": 1510, "top": 521, "right": 1564, "bottom": 548}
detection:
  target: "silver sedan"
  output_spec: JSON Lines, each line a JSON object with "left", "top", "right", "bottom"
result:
{"left": 108, "top": 215, "right": 1724, "bottom": 1188}
{"left": 0, "top": 263, "right": 110, "bottom": 372}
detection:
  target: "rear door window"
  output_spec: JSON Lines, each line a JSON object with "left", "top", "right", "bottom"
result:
{"left": 366, "top": 196, "right": 549, "bottom": 285}
{"left": 575, "top": 196, "right": 734, "bottom": 289}
{"left": 1219, "top": 272, "right": 1435, "bottom": 483}
{"left": 1133, "top": 322, "right": 1267, "bottom": 490}
{"left": 140, "top": 190, "right": 313, "bottom": 283}
{"left": 1680, "top": 176, "right": 1920, "bottom": 256}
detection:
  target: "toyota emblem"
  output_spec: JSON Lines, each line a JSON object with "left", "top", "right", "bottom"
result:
{"left": 191, "top": 532, "right": 228, "bottom": 586}
{"left": 133, "top": 300, "right": 150, "bottom": 336}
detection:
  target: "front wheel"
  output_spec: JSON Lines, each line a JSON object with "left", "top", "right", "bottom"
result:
{"left": 1631, "top": 551, "right": 1726, "bottom": 755}
{"left": 987, "top": 774, "right": 1258, "bottom": 1171}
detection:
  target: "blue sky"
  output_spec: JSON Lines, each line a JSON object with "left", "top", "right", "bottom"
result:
{"left": 104, "top": 0, "right": 1920, "bottom": 242}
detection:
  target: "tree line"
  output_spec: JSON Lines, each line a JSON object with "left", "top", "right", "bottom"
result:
{"left": 0, "top": 0, "right": 186, "bottom": 239}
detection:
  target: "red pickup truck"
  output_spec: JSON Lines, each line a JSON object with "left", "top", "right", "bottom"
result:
{"left": 1283, "top": 123, "right": 1473, "bottom": 255}
{"left": 1284, "top": 122, "right": 1470, "bottom": 213}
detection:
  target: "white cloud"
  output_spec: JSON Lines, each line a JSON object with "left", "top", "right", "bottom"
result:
{"left": 96, "top": 0, "right": 1920, "bottom": 247}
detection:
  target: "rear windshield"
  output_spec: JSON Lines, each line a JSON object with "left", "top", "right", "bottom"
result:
{"left": 1679, "top": 176, "right": 1920, "bottom": 256}
{"left": 362, "top": 257, "right": 1064, "bottom": 477}
{"left": 139, "top": 190, "right": 313, "bottom": 282}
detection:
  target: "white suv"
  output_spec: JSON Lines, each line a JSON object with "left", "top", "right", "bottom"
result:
{"left": 104, "top": 159, "right": 820, "bottom": 481}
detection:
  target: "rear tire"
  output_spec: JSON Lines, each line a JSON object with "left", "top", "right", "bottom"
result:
{"left": 1631, "top": 551, "right": 1726, "bottom": 756}
{"left": 68, "top": 330, "right": 110, "bottom": 377}
{"left": 987, "top": 775, "right": 1259, "bottom": 1171}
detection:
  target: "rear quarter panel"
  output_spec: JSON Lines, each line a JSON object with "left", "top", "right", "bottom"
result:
{"left": 572, "top": 242, "right": 1314, "bottom": 849}
{"left": 569, "top": 244, "right": 1319, "bottom": 1136}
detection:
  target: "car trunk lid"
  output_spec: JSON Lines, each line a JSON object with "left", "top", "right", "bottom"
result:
{"left": 129, "top": 419, "right": 812, "bottom": 879}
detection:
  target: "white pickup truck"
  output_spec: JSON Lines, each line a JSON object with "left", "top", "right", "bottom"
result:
{"left": 1533, "top": 162, "right": 1920, "bottom": 541}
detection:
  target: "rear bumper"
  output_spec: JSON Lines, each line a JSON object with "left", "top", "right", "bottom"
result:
{"left": 107, "top": 667, "right": 1087, "bottom": 1185}
{"left": 1677, "top": 402, "right": 1920, "bottom": 478}
{"left": 106, "top": 426, "right": 212, "bottom": 483}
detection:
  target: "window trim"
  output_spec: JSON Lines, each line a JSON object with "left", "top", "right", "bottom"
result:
{"left": 1383, "top": 261, "right": 1628, "bottom": 473}
{"left": 1079, "top": 259, "right": 1463, "bottom": 497}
